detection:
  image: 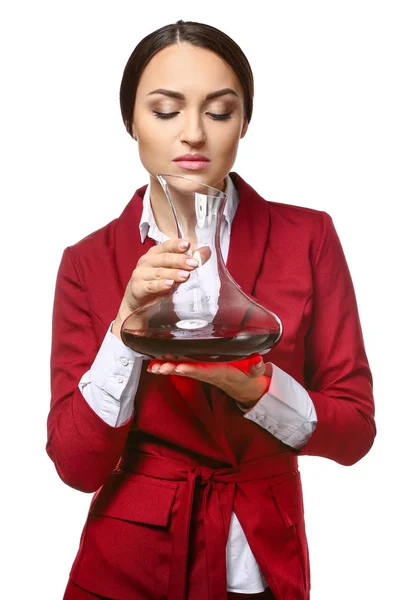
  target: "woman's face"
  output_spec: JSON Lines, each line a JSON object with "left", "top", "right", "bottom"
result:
{"left": 132, "top": 43, "right": 249, "bottom": 192}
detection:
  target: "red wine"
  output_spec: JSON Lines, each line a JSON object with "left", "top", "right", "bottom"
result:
{"left": 121, "top": 325, "right": 280, "bottom": 361}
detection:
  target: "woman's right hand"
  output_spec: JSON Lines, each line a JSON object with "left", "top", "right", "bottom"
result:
{"left": 112, "top": 238, "right": 210, "bottom": 339}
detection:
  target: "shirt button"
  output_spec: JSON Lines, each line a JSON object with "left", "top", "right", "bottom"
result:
{"left": 116, "top": 376, "right": 124, "bottom": 384}
{"left": 120, "top": 357, "right": 129, "bottom": 366}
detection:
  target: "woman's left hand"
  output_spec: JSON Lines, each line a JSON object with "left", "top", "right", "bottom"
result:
{"left": 147, "top": 354, "right": 272, "bottom": 409}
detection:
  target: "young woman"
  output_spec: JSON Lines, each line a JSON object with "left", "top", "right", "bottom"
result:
{"left": 47, "top": 20, "right": 376, "bottom": 600}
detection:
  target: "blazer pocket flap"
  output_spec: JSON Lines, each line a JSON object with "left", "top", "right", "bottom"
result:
{"left": 90, "top": 475, "right": 178, "bottom": 527}
{"left": 271, "top": 472, "right": 304, "bottom": 528}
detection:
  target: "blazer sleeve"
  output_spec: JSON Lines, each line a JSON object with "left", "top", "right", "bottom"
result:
{"left": 298, "top": 212, "right": 376, "bottom": 465}
{"left": 46, "top": 247, "right": 134, "bottom": 493}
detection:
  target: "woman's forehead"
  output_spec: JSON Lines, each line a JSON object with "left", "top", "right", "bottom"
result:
{"left": 137, "top": 44, "right": 242, "bottom": 96}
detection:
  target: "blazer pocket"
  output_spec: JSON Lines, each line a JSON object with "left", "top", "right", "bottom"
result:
{"left": 90, "top": 473, "right": 178, "bottom": 527}
{"left": 270, "top": 472, "right": 304, "bottom": 528}
{"left": 71, "top": 474, "right": 179, "bottom": 599}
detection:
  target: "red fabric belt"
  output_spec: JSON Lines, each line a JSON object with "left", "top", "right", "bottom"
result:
{"left": 120, "top": 451, "right": 296, "bottom": 600}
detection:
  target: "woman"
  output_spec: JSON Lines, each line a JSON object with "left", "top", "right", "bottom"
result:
{"left": 47, "top": 20, "right": 376, "bottom": 600}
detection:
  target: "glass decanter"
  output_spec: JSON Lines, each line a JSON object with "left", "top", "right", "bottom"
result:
{"left": 120, "top": 173, "right": 282, "bottom": 362}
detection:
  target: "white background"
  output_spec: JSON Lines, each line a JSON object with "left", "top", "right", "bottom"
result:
{"left": 1, "top": 1, "right": 399, "bottom": 598}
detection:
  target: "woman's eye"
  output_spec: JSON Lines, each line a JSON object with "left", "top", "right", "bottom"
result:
{"left": 208, "top": 112, "right": 233, "bottom": 121}
{"left": 152, "top": 111, "right": 233, "bottom": 121}
{"left": 153, "top": 111, "right": 179, "bottom": 120}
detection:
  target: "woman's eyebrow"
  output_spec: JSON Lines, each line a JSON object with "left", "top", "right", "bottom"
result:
{"left": 147, "top": 88, "right": 239, "bottom": 100}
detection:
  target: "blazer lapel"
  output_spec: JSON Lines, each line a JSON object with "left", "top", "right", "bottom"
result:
{"left": 114, "top": 184, "right": 156, "bottom": 294}
{"left": 87, "top": 185, "right": 155, "bottom": 331}
{"left": 226, "top": 172, "right": 271, "bottom": 297}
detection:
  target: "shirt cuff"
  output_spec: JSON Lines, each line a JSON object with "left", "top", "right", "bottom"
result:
{"left": 86, "top": 322, "right": 144, "bottom": 398}
{"left": 78, "top": 321, "right": 146, "bottom": 426}
{"left": 238, "top": 363, "right": 318, "bottom": 450}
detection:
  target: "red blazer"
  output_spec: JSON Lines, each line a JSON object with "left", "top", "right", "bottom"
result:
{"left": 47, "top": 172, "right": 375, "bottom": 600}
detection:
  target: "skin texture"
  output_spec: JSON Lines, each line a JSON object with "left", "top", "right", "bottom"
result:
{"left": 115, "top": 43, "right": 269, "bottom": 407}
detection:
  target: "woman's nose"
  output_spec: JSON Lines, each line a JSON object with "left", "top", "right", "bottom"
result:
{"left": 179, "top": 112, "right": 206, "bottom": 146}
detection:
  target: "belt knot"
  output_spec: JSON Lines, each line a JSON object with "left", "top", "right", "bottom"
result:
{"left": 190, "top": 464, "right": 238, "bottom": 487}
{"left": 190, "top": 465, "right": 214, "bottom": 485}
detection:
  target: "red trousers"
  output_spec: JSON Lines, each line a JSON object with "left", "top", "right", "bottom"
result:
{"left": 64, "top": 579, "right": 275, "bottom": 599}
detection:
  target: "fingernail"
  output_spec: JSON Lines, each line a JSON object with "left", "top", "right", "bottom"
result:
{"left": 193, "top": 250, "right": 203, "bottom": 267}
{"left": 256, "top": 360, "right": 264, "bottom": 368}
{"left": 178, "top": 270, "right": 189, "bottom": 278}
{"left": 179, "top": 240, "right": 190, "bottom": 249}
{"left": 164, "top": 279, "right": 174, "bottom": 286}
{"left": 186, "top": 258, "right": 199, "bottom": 267}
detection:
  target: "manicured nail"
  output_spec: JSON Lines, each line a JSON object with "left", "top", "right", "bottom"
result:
{"left": 193, "top": 250, "right": 203, "bottom": 267}
{"left": 164, "top": 279, "right": 174, "bottom": 286}
{"left": 186, "top": 258, "right": 199, "bottom": 267}
{"left": 178, "top": 270, "right": 189, "bottom": 278}
{"left": 179, "top": 240, "right": 190, "bottom": 249}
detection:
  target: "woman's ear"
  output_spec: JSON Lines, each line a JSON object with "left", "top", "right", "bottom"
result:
{"left": 240, "top": 119, "right": 249, "bottom": 139}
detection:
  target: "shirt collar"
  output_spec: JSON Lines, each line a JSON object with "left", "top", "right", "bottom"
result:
{"left": 139, "top": 174, "right": 239, "bottom": 243}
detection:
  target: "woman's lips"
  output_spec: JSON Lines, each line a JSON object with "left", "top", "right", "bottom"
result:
{"left": 174, "top": 160, "right": 210, "bottom": 171}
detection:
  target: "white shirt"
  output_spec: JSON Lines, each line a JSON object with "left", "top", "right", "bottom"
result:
{"left": 79, "top": 174, "right": 317, "bottom": 592}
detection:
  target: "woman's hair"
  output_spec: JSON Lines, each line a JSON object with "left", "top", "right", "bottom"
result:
{"left": 120, "top": 20, "right": 254, "bottom": 138}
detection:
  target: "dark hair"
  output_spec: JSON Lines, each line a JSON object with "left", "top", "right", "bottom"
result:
{"left": 120, "top": 20, "right": 254, "bottom": 138}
